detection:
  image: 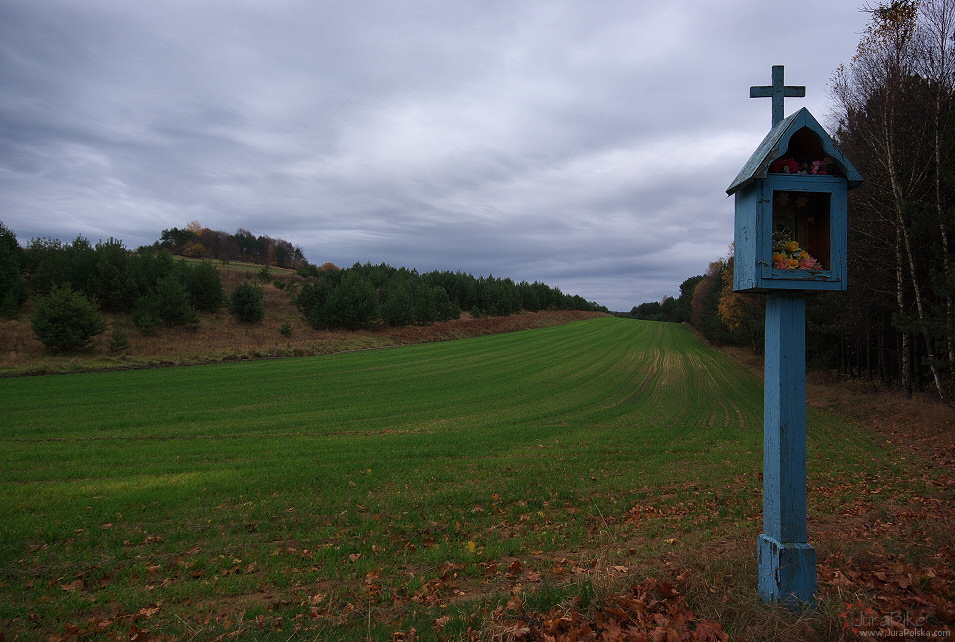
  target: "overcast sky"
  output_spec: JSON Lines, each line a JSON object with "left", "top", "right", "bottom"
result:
{"left": 0, "top": 1, "right": 871, "bottom": 311}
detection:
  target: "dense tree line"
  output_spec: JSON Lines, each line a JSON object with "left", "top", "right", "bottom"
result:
{"left": 628, "top": 275, "right": 702, "bottom": 325}
{"left": 148, "top": 221, "right": 308, "bottom": 269}
{"left": 0, "top": 224, "right": 606, "bottom": 349}
{"left": 295, "top": 262, "right": 606, "bottom": 331}
{"left": 629, "top": 1, "right": 955, "bottom": 398}
{"left": 421, "top": 268, "right": 602, "bottom": 316}
{"left": 627, "top": 259, "right": 765, "bottom": 351}
{"left": 17, "top": 236, "right": 223, "bottom": 315}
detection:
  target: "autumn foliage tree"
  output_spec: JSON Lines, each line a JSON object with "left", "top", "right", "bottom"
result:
{"left": 690, "top": 259, "right": 733, "bottom": 343}
{"left": 154, "top": 224, "right": 307, "bottom": 269}
{"left": 716, "top": 255, "right": 764, "bottom": 350}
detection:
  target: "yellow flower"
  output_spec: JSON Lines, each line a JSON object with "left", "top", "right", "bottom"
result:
{"left": 785, "top": 241, "right": 800, "bottom": 253}
{"left": 772, "top": 252, "right": 787, "bottom": 262}
{"left": 788, "top": 258, "right": 799, "bottom": 269}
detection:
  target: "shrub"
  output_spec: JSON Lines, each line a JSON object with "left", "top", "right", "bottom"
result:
{"left": 108, "top": 326, "right": 131, "bottom": 352}
{"left": 183, "top": 261, "right": 225, "bottom": 312}
{"left": 154, "top": 273, "right": 200, "bottom": 329}
{"left": 31, "top": 283, "right": 107, "bottom": 352}
{"left": 228, "top": 282, "right": 265, "bottom": 324}
{"left": 296, "top": 277, "right": 336, "bottom": 318}
{"left": 89, "top": 238, "right": 138, "bottom": 312}
{"left": 279, "top": 320, "right": 293, "bottom": 338}
{"left": 131, "top": 296, "right": 160, "bottom": 334}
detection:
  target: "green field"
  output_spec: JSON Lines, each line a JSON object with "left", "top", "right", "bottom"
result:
{"left": 0, "top": 317, "right": 910, "bottom": 639}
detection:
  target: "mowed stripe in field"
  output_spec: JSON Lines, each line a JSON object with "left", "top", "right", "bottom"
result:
{"left": 0, "top": 317, "right": 766, "bottom": 527}
{"left": 1, "top": 317, "right": 761, "bottom": 441}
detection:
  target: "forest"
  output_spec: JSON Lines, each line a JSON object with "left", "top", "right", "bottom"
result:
{"left": 630, "top": 0, "right": 955, "bottom": 400}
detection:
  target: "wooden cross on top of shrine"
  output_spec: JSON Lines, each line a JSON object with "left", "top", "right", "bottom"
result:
{"left": 750, "top": 65, "right": 806, "bottom": 127}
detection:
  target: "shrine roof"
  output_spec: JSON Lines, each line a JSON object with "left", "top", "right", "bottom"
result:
{"left": 726, "top": 107, "right": 863, "bottom": 195}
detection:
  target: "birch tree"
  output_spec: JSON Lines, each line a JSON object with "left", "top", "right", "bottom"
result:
{"left": 832, "top": 0, "right": 944, "bottom": 397}
{"left": 915, "top": 0, "right": 955, "bottom": 388}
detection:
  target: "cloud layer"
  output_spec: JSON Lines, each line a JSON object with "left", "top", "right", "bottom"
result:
{"left": 0, "top": 1, "right": 870, "bottom": 310}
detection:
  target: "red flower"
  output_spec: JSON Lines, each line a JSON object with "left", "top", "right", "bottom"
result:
{"left": 769, "top": 157, "right": 800, "bottom": 173}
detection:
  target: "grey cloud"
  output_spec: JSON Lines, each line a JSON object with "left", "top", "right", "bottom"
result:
{"left": 0, "top": 0, "right": 871, "bottom": 310}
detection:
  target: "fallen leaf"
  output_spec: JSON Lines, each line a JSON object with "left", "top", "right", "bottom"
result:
{"left": 93, "top": 617, "right": 113, "bottom": 632}
{"left": 506, "top": 560, "right": 522, "bottom": 578}
{"left": 506, "top": 595, "right": 523, "bottom": 611}
{"left": 60, "top": 579, "right": 84, "bottom": 592}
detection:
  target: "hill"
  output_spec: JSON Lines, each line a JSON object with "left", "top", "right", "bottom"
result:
{"left": 0, "top": 259, "right": 605, "bottom": 376}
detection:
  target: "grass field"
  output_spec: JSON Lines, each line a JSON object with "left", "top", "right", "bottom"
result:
{"left": 1, "top": 317, "right": 952, "bottom": 640}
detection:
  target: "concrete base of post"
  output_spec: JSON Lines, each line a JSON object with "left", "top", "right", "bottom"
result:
{"left": 757, "top": 534, "right": 817, "bottom": 609}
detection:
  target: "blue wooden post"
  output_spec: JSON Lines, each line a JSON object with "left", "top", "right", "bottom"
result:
{"left": 731, "top": 65, "right": 861, "bottom": 610}
{"left": 759, "top": 293, "right": 816, "bottom": 607}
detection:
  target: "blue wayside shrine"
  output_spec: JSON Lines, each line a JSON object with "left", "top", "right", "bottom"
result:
{"left": 727, "top": 66, "right": 862, "bottom": 608}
